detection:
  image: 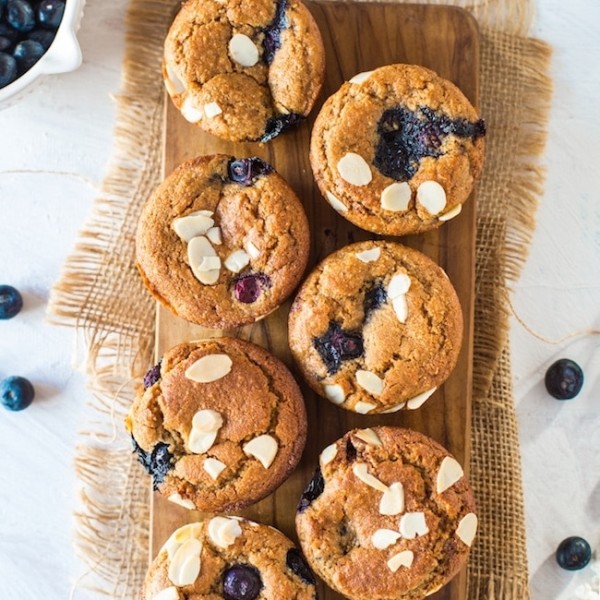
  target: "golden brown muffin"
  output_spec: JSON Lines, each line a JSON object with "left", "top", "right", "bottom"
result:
{"left": 310, "top": 64, "right": 485, "bottom": 236}
{"left": 163, "top": 0, "right": 325, "bottom": 142}
{"left": 126, "top": 338, "right": 307, "bottom": 512}
{"left": 288, "top": 240, "right": 463, "bottom": 414}
{"left": 136, "top": 155, "right": 310, "bottom": 329}
{"left": 296, "top": 427, "right": 477, "bottom": 600}
{"left": 142, "top": 518, "right": 317, "bottom": 599}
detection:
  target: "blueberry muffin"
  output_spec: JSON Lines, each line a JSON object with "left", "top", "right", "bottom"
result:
{"left": 288, "top": 240, "right": 463, "bottom": 414}
{"left": 296, "top": 427, "right": 477, "bottom": 600}
{"left": 142, "top": 517, "right": 317, "bottom": 599}
{"left": 136, "top": 155, "right": 310, "bottom": 329}
{"left": 125, "top": 337, "right": 307, "bottom": 512}
{"left": 163, "top": 0, "right": 325, "bottom": 142}
{"left": 310, "top": 64, "right": 485, "bottom": 235}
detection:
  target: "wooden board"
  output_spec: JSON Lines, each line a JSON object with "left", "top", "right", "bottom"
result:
{"left": 151, "top": 4, "right": 479, "bottom": 599}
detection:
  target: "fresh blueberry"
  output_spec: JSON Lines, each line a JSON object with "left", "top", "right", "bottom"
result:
{"left": 0, "top": 51, "right": 17, "bottom": 87}
{"left": 262, "top": 0, "right": 288, "bottom": 64}
{"left": 545, "top": 359, "right": 584, "bottom": 400}
{"left": 131, "top": 438, "right": 174, "bottom": 490}
{"left": 313, "top": 321, "right": 364, "bottom": 375}
{"left": 297, "top": 467, "right": 325, "bottom": 513}
{"left": 227, "top": 157, "right": 273, "bottom": 186}
{"left": 37, "top": 0, "right": 65, "bottom": 30}
{"left": 143, "top": 360, "right": 162, "bottom": 389}
{"left": 0, "top": 376, "right": 35, "bottom": 411}
{"left": 222, "top": 565, "right": 263, "bottom": 600}
{"left": 0, "top": 284, "right": 23, "bottom": 319}
{"left": 261, "top": 112, "right": 303, "bottom": 142}
{"left": 6, "top": 0, "right": 36, "bottom": 33}
{"left": 286, "top": 548, "right": 316, "bottom": 585}
{"left": 556, "top": 536, "right": 592, "bottom": 571}
{"left": 13, "top": 39, "right": 44, "bottom": 71}
{"left": 363, "top": 283, "right": 387, "bottom": 317}
{"left": 233, "top": 273, "right": 271, "bottom": 303}
{"left": 0, "top": 37, "right": 12, "bottom": 52}
{"left": 27, "top": 28, "right": 55, "bottom": 50}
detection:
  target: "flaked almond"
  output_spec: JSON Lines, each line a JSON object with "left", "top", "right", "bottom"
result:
{"left": 188, "top": 430, "right": 218, "bottom": 454}
{"left": 204, "top": 102, "right": 222, "bottom": 118}
{"left": 162, "top": 523, "right": 202, "bottom": 561}
{"left": 167, "top": 493, "right": 196, "bottom": 510}
{"left": 456, "top": 513, "right": 478, "bottom": 547}
{"left": 324, "top": 383, "right": 346, "bottom": 405}
{"left": 206, "top": 226, "right": 222, "bottom": 245}
{"left": 203, "top": 457, "right": 227, "bottom": 480}
{"left": 387, "top": 550, "right": 414, "bottom": 572}
{"left": 379, "top": 482, "right": 404, "bottom": 515}
{"left": 356, "top": 370, "right": 384, "bottom": 396}
{"left": 168, "top": 538, "right": 202, "bottom": 587}
{"left": 164, "top": 62, "right": 185, "bottom": 95}
{"left": 192, "top": 409, "right": 223, "bottom": 432}
{"left": 153, "top": 587, "right": 180, "bottom": 600}
{"left": 188, "top": 236, "right": 220, "bottom": 285}
{"left": 198, "top": 256, "right": 221, "bottom": 271}
{"left": 337, "top": 152, "right": 372, "bottom": 186}
{"left": 388, "top": 273, "right": 411, "bottom": 298}
{"left": 325, "top": 191, "right": 348, "bottom": 213}
{"left": 352, "top": 463, "right": 388, "bottom": 492}
{"left": 436, "top": 456, "right": 464, "bottom": 494}
{"left": 356, "top": 247, "right": 381, "bottom": 263}
{"left": 417, "top": 180, "right": 447, "bottom": 215}
{"left": 349, "top": 70, "right": 373, "bottom": 84}
{"left": 245, "top": 241, "right": 260, "bottom": 259}
{"left": 320, "top": 443, "right": 338, "bottom": 467}
{"left": 372, "top": 529, "right": 401, "bottom": 550}
{"left": 181, "top": 96, "right": 203, "bottom": 123}
{"left": 228, "top": 33, "right": 259, "bottom": 67}
{"left": 406, "top": 387, "right": 437, "bottom": 410}
{"left": 354, "top": 400, "right": 377, "bottom": 414}
{"left": 381, "top": 181, "right": 411, "bottom": 212}
{"left": 243, "top": 434, "right": 278, "bottom": 468}
{"left": 185, "top": 354, "right": 233, "bottom": 383}
{"left": 439, "top": 203, "right": 462, "bottom": 222}
{"left": 207, "top": 516, "right": 242, "bottom": 548}
{"left": 354, "top": 428, "right": 382, "bottom": 446}
{"left": 380, "top": 402, "right": 406, "bottom": 413}
{"left": 224, "top": 249, "right": 251, "bottom": 273}
{"left": 392, "top": 295, "right": 408, "bottom": 323}
{"left": 399, "top": 512, "right": 429, "bottom": 539}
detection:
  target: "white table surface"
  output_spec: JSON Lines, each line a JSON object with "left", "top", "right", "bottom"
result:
{"left": 0, "top": 1, "right": 598, "bottom": 598}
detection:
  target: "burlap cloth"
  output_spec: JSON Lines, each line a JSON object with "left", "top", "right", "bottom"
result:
{"left": 48, "top": 0, "right": 552, "bottom": 597}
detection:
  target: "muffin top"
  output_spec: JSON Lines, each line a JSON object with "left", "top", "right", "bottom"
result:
{"left": 296, "top": 427, "right": 477, "bottom": 600}
{"left": 126, "top": 337, "right": 307, "bottom": 512}
{"left": 310, "top": 63, "right": 485, "bottom": 236}
{"left": 288, "top": 240, "right": 463, "bottom": 414}
{"left": 136, "top": 154, "right": 310, "bottom": 329}
{"left": 142, "top": 518, "right": 317, "bottom": 599}
{"left": 163, "top": 0, "right": 325, "bottom": 142}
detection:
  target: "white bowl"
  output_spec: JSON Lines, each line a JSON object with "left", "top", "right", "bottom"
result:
{"left": 0, "top": 0, "right": 86, "bottom": 108}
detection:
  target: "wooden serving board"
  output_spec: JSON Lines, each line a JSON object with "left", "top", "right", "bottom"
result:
{"left": 151, "top": 4, "right": 479, "bottom": 599}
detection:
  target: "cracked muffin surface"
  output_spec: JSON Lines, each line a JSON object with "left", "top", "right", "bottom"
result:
{"left": 126, "top": 337, "right": 308, "bottom": 512}
{"left": 310, "top": 63, "right": 485, "bottom": 236}
{"left": 288, "top": 240, "right": 463, "bottom": 414}
{"left": 136, "top": 154, "right": 310, "bottom": 329}
{"left": 296, "top": 427, "right": 477, "bottom": 600}
{"left": 163, "top": 0, "right": 325, "bottom": 142}
{"left": 142, "top": 517, "right": 317, "bottom": 599}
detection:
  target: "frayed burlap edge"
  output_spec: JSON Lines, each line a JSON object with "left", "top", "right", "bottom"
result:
{"left": 47, "top": 1, "right": 552, "bottom": 598}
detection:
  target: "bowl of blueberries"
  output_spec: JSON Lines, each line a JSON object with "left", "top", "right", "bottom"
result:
{"left": 0, "top": 0, "right": 85, "bottom": 107}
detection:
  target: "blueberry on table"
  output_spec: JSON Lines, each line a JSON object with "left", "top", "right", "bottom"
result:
{"left": 222, "top": 564, "right": 263, "bottom": 600}
{"left": 6, "top": 0, "right": 36, "bottom": 33}
{"left": 13, "top": 39, "right": 44, "bottom": 71}
{"left": 0, "top": 376, "right": 35, "bottom": 411}
{"left": 545, "top": 358, "right": 584, "bottom": 400}
{"left": 0, "top": 52, "right": 17, "bottom": 87}
{"left": 37, "top": 0, "right": 65, "bottom": 30}
{"left": 0, "top": 284, "right": 23, "bottom": 319}
{"left": 556, "top": 536, "right": 592, "bottom": 571}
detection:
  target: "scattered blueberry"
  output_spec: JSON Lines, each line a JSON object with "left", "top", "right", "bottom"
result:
{"left": 0, "top": 375, "right": 35, "bottom": 411}
{"left": 556, "top": 536, "right": 592, "bottom": 571}
{"left": 37, "top": 0, "right": 65, "bottom": 30}
{"left": 227, "top": 157, "right": 273, "bottom": 186}
{"left": 345, "top": 438, "right": 357, "bottom": 462}
{"left": 13, "top": 39, "right": 43, "bottom": 70}
{"left": 131, "top": 438, "right": 174, "bottom": 490}
{"left": 261, "top": 112, "right": 304, "bottom": 142}
{"left": 262, "top": 0, "right": 288, "bottom": 64}
{"left": 233, "top": 273, "right": 271, "bottom": 303}
{"left": 286, "top": 548, "right": 316, "bottom": 585}
{"left": 373, "top": 105, "right": 486, "bottom": 181}
{"left": 545, "top": 359, "right": 584, "bottom": 400}
{"left": 313, "top": 321, "right": 364, "bottom": 375}
{"left": 0, "top": 51, "right": 16, "bottom": 85}
{"left": 222, "top": 564, "right": 263, "bottom": 600}
{"left": 363, "top": 283, "right": 387, "bottom": 318}
{"left": 0, "top": 284, "right": 23, "bottom": 319}
{"left": 143, "top": 360, "right": 162, "bottom": 389}
{"left": 298, "top": 467, "right": 325, "bottom": 513}
{"left": 27, "top": 28, "right": 55, "bottom": 50}
{"left": 6, "top": 0, "right": 35, "bottom": 33}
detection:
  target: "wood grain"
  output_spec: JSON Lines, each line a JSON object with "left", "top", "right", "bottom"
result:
{"left": 151, "top": 4, "right": 480, "bottom": 599}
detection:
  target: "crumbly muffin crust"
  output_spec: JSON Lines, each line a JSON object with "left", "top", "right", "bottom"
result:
{"left": 288, "top": 240, "right": 463, "bottom": 414}
{"left": 136, "top": 154, "right": 310, "bottom": 329}
{"left": 310, "top": 63, "right": 485, "bottom": 235}
{"left": 142, "top": 518, "right": 317, "bottom": 599}
{"left": 296, "top": 427, "right": 477, "bottom": 600}
{"left": 164, "top": 0, "right": 325, "bottom": 142}
{"left": 126, "top": 338, "right": 307, "bottom": 512}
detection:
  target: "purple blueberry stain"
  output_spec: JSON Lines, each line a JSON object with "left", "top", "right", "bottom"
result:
{"left": 373, "top": 105, "right": 486, "bottom": 181}
{"left": 363, "top": 283, "right": 387, "bottom": 319}
{"left": 227, "top": 157, "right": 273, "bottom": 186}
{"left": 298, "top": 467, "right": 325, "bottom": 513}
{"left": 233, "top": 273, "right": 271, "bottom": 304}
{"left": 262, "top": 0, "right": 288, "bottom": 64}
{"left": 286, "top": 548, "right": 316, "bottom": 585}
{"left": 143, "top": 360, "right": 162, "bottom": 389}
{"left": 222, "top": 564, "right": 263, "bottom": 600}
{"left": 260, "top": 112, "right": 304, "bottom": 142}
{"left": 131, "top": 438, "right": 173, "bottom": 490}
{"left": 313, "top": 321, "right": 364, "bottom": 375}
{"left": 345, "top": 438, "right": 357, "bottom": 462}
